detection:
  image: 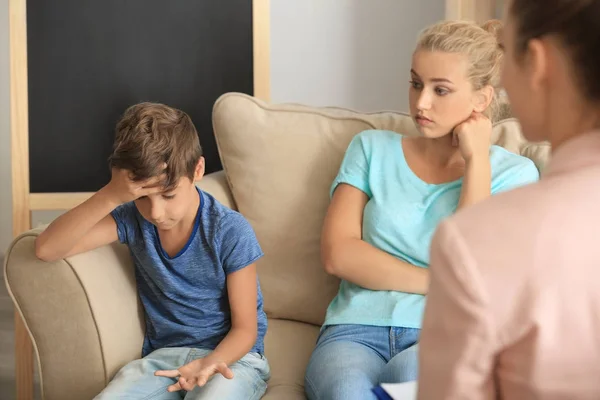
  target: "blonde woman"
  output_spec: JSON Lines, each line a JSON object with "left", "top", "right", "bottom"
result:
{"left": 305, "top": 20, "right": 539, "bottom": 400}
{"left": 420, "top": 0, "right": 600, "bottom": 398}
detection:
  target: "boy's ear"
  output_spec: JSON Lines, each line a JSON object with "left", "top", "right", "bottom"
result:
{"left": 473, "top": 85, "right": 494, "bottom": 113}
{"left": 194, "top": 157, "right": 205, "bottom": 181}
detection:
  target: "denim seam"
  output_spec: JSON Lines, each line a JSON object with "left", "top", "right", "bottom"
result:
{"left": 389, "top": 327, "right": 396, "bottom": 359}
{"left": 248, "top": 379, "right": 267, "bottom": 400}
{"left": 185, "top": 348, "right": 198, "bottom": 364}
{"left": 140, "top": 384, "right": 175, "bottom": 400}
{"left": 232, "top": 360, "right": 267, "bottom": 400}
{"left": 236, "top": 358, "right": 270, "bottom": 382}
{"left": 160, "top": 348, "right": 195, "bottom": 400}
{"left": 305, "top": 374, "right": 320, "bottom": 400}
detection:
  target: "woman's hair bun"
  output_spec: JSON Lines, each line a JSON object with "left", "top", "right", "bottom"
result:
{"left": 481, "top": 19, "right": 503, "bottom": 41}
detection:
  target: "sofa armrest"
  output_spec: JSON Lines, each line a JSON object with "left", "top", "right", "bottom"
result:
{"left": 2, "top": 171, "right": 233, "bottom": 399}
{"left": 4, "top": 229, "right": 144, "bottom": 400}
{"left": 196, "top": 170, "right": 236, "bottom": 210}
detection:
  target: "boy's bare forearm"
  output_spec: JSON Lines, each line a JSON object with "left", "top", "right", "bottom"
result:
{"left": 458, "top": 157, "right": 491, "bottom": 210}
{"left": 35, "top": 168, "right": 167, "bottom": 262}
{"left": 205, "top": 327, "right": 257, "bottom": 366}
{"left": 35, "top": 188, "right": 118, "bottom": 261}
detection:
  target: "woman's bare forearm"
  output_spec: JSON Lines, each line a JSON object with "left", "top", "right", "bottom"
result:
{"left": 323, "top": 238, "right": 429, "bottom": 295}
{"left": 458, "top": 157, "right": 491, "bottom": 209}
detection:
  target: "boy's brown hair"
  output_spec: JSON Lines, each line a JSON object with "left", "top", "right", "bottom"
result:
{"left": 109, "top": 102, "right": 203, "bottom": 191}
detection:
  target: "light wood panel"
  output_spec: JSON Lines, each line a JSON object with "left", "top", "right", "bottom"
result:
{"left": 446, "top": 0, "right": 496, "bottom": 22}
{"left": 29, "top": 193, "right": 93, "bottom": 211}
{"left": 253, "top": 0, "right": 270, "bottom": 101}
{"left": 9, "top": 0, "right": 29, "bottom": 236}
{"left": 14, "top": 315, "right": 33, "bottom": 400}
{"left": 10, "top": 0, "right": 34, "bottom": 398}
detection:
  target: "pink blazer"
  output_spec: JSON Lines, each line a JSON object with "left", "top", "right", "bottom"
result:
{"left": 419, "top": 132, "right": 600, "bottom": 400}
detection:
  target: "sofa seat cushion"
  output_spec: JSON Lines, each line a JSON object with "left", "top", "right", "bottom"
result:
{"left": 263, "top": 318, "right": 320, "bottom": 399}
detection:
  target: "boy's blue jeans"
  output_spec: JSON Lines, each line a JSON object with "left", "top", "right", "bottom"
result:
{"left": 94, "top": 347, "right": 270, "bottom": 400}
{"left": 305, "top": 324, "right": 419, "bottom": 400}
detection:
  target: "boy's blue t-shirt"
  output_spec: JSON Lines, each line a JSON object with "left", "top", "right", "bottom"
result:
{"left": 111, "top": 188, "right": 267, "bottom": 357}
{"left": 324, "top": 130, "right": 540, "bottom": 329}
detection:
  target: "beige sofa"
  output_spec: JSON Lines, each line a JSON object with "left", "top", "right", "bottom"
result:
{"left": 4, "top": 93, "right": 551, "bottom": 400}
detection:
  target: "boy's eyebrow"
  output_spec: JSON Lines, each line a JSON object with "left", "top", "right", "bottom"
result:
{"left": 410, "top": 68, "right": 454, "bottom": 84}
{"left": 162, "top": 184, "right": 180, "bottom": 194}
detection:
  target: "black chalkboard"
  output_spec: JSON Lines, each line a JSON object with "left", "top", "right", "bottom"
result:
{"left": 27, "top": 0, "right": 253, "bottom": 193}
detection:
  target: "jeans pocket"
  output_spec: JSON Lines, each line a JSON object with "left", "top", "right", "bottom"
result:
{"left": 248, "top": 352, "right": 265, "bottom": 360}
{"left": 240, "top": 352, "right": 271, "bottom": 381}
{"left": 315, "top": 324, "right": 334, "bottom": 344}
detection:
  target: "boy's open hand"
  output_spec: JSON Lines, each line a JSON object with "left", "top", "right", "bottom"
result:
{"left": 102, "top": 166, "right": 167, "bottom": 205}
{"left": 155, "top": 358, "right": 234, "bottom": 392}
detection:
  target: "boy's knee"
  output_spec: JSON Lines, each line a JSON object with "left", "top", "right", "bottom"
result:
{"left": 187, "top": 367, "right": 267, "bottom": 400}
{"left": 117, "top": 357, "right": 160, "bottom": 378}
{"left": 94, "top": 358, "right": 177, "bottom": 400}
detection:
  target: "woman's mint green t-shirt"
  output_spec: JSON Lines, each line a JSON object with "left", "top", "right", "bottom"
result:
{"left": 324, "top": 130, "right": 540, "bottom": 329}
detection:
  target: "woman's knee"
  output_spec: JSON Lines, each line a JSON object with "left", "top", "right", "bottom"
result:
{"left": 305, "top": 340, "right": 385, "bottom": 400}
{"left": 305, "top": 366, "right": 379, "bottom": 400}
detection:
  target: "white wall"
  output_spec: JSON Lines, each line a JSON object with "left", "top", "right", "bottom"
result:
{"left": 0, "top": 1, "right": 445, "bottom": 254}
{"left": 270, "top": 0, "right": 445, "bottom": 111}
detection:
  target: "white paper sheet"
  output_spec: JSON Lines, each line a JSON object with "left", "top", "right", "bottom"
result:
{"left": 380, "top": 381, "right": 418, "bottom": 399}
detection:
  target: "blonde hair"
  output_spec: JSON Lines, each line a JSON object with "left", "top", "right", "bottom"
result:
{"left": 416, "top": 20, "right": 504, "bottom": 121}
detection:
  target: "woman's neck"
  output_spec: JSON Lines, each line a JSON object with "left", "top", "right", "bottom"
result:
{"left": 550, "top": 105, "right": 600, "bottom": 151}
{"left": 414, "top": 134, "right": 464, "bottom": 168}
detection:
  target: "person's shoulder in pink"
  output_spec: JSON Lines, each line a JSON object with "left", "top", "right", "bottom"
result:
{"left": 421, "top": 133, "right": 600, "bottom": 399}
{"left": 418, "top": 1, "right": 600, "bottom": 399}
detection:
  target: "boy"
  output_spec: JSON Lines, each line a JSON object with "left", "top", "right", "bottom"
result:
{"left": 35, "top": 103, "right": 270, "bottom": 399}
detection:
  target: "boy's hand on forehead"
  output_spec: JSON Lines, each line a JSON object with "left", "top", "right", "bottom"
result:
{"left": 102, "top": 164, "right": 168, "bottom": 205}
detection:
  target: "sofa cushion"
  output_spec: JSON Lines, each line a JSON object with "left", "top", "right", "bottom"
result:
{"left": 212, "top": 92, "right": 551, "bottom": 326}
{"left": 262, "top": 318, "right": 320, "bottom": 399}
{"left": 212, "top": 94, "right": 376, "bottom": 325}
{"left": 491, "top": 118, "right": 551, "bottom": 171}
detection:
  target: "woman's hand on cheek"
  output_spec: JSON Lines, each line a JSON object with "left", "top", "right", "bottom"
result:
{"left": 452, "top": 112, "right": 492, "bottom": 162}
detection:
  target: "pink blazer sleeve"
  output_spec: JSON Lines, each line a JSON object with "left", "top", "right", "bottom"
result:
{"left": 418, "top": 220, "right": 499, "bottom": 400}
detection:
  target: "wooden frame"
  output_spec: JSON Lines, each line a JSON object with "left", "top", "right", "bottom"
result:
{"left": 9, "top": 1, "right": 270, "bottom": 398}
{"left": 446, "top": 0, "right": 497, "bottom": 22}
{"left": 10, "top": 0, "right": 33, "bottom": 398}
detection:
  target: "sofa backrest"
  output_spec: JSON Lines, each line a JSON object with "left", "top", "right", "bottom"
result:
{"left": 212, "top": 92, "right": 551, "bottom": 326}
